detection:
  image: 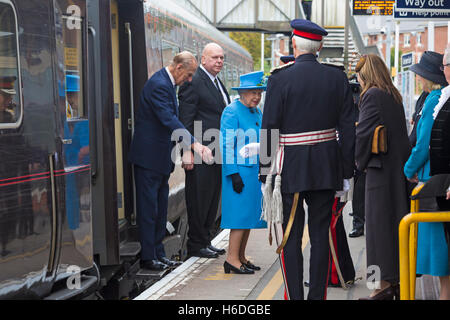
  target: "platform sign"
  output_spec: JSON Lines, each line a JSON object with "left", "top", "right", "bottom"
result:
{"left": 395, "top": 0, "right": 450, "bottom": 12}
{"left": 352, "top": 0, "right": 395, "bottom": 15}
{"left": 394, "top": 7, "right": 450, "bottom": 19}
{"left": 401, "top": 52, "right": 414, "bottom": 70}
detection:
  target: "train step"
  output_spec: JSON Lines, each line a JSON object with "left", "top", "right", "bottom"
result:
{"left": 44, "top": 275, "right": 98, "bottom": 300}
{"left": 136, "top": 268, "right": 171, "bottom": 280}
{"left": 120, "top": 242, "right": 141, "bottom": 258}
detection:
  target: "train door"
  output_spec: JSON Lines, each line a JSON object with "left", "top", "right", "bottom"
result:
{"left": 110, "top": 0, "right": 126, "bottom": 225}
{"left": 53, "top": 0, "right": 93, "bottom": 276}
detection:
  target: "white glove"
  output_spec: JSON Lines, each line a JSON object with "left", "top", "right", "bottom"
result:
{"left": 261, "top": 183, "right": 266, "bottom": 194}
{"left": 335, "top": 179, "right": 350, "bottom": 198}
{"left": 239, "top": 142, "right": 260, "bottom": 158}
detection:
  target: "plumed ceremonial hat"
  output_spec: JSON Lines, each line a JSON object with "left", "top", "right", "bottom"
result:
{"left": 290, "top": 19, "right": 328, "bottom": 41}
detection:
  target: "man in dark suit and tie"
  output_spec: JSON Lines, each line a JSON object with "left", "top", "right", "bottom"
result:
{"left": 129, "top": 52, "right": 213, "bottom": 271}
{"left": 178, "top": 43, "right": 231, "bottom": 258}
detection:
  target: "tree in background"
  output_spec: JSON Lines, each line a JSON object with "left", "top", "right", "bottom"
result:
{"left": 230, "top": 32, "right": 272, "bottom": 73}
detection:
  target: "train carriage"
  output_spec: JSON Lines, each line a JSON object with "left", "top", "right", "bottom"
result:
{"left": 0, "top": 0, "right": 252, "bottom": 300}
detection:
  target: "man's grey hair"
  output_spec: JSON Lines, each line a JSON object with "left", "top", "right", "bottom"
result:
{"left": 445, "top": 43, "right": 450, "bottom": 65}
{"left": 293, "top": 35, "right": 322, "bottom": 54}
{"left": 171, "top": 51, "right": 197, "bottom": 69}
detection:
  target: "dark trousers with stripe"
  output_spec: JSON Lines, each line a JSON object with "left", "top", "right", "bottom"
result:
{"left": 134, "top": 165, "right": 169, "bottom": 262}
{"left": 281, "top": 190, "right": 334, "bottom": 300}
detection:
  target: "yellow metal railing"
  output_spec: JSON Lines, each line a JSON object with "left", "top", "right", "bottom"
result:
{"left": 399, "top": 185, "right": 450, "bottom": 300}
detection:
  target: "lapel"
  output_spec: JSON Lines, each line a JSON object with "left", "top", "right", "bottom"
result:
{"left": 198, "top": 67, "right": 228, "bottom": 109}
{"left": 161, "top": 68, "right": 179, "bottom": 115}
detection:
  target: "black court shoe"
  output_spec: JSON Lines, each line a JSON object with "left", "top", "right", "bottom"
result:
{"left": 243, "top": 261, "right": 261, "bottom": 271}
{"left": 223, "top": 261, "right": 254, "bottom": 274}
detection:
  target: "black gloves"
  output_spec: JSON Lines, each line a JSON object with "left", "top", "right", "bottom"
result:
{"left": 230, "top": 173, "right": 244, "bottom": 194}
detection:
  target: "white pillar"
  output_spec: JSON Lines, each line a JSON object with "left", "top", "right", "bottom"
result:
{"left": 428, "top": 21, "right": 435, "bottom": 51}
{"left": 261, "top": 33, "right": 265, "bottom": 71}
{"left": 448, "top": 21, "right": 450, "bottom": 43}
{"left": 386, "top": 21, "right": 391, "bottom": 71}
{"left": 394, "top": 21, "right": 400, "bottom": 87}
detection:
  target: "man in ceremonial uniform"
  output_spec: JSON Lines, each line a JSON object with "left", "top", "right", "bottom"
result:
{"left": 260, "top": 19, "right": 355, "bottom": 300}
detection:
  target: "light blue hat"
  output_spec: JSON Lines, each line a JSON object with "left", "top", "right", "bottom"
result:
{"left": 66, "top": 74, "right": 80, "bottom": 92}
{"left": 231, "top": 71, "right": 267, "bottom": 91}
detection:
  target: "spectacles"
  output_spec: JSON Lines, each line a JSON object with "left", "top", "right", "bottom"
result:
{"left": 440, "top": 64, "right": 450, "bottom": 71}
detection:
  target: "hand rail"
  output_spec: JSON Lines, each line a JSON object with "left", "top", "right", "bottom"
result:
{"left": 125, "top": 22, "right": 137, "bottom": 226}
{"left": 399, "top": 184, "right": 450, "bottom": 300}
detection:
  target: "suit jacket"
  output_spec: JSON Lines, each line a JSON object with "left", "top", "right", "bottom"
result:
{"left": 128, "top": 68, "right": 194, "bottom": 175}
{"left": 260, "top": 54, "right": 355, "bottom": 193}
{"left": 178, "top": 67, "right": 230, "bottom": 142}
{"left": 430, "top": 98, "right": 450, "bottom": 175}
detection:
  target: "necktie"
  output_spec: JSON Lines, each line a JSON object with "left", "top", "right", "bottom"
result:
{"left": 214, "top": 78, "right": 227, "bottom": 105}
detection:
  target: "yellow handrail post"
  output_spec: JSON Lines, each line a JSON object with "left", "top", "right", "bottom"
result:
{"left": 399, "top": 185, "right": 423, "bottom": 300}
{"left": 409, "top": 222, "right": 418, "bottom": 299}
{"left": 399, "top": 214, "right": 412, "bottom": 300}
{"left": 399, "top": 210, "right": 450, "bottom": 300}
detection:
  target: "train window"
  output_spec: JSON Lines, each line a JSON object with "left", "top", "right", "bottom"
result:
{"left": 161, "top": 40, "right": 180, "bottom": 67}
{"left": 0, "top": 1, "right": 22, "bottom": 129}
{"left": 62, "top": 14, "right": 86, "bottom": 121}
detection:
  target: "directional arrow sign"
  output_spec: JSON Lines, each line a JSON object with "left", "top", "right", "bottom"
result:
{"left": 396, "top": 0, "right": 450, "bottom": 12}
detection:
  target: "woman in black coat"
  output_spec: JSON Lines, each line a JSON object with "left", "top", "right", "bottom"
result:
{"left": 355, "top": 54, "right": 411, "bottom": 300}
{"left": 429, "top": 49, "right": 450, "bottom": 283}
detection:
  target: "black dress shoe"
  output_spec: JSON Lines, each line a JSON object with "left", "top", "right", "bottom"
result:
{"left": 141, "top": 260, "right": 169, "bottom": 271}
{"left": 358, "top": 285, "right": 396, "bottom": 300}
{"left": 223, "top": 261, "right": 254, "bottom": 274}
{"left": 190, "top": 248, "right": 219, "bottom": 258}
{"left": 158, "top": 257, "right": 182, "bottom": 267}
{"left": 349, "top": 228, "right": 364, "bottom": 238}
{"left": 243, "top": 261, "right": 261, "bottom": 271}
{"left": 208, "top": 245, "right": 226, "bottom": 255}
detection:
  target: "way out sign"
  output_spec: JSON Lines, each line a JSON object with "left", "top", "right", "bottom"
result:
{"left": 396, "top": 0, "right": 450, "bottom": 12}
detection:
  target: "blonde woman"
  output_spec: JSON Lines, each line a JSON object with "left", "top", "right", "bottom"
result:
{"left": 355, "top": 54, "right": 411, "bottom": 300}
{"left": 405, "top": 51, "right": 450, "bottom": 300}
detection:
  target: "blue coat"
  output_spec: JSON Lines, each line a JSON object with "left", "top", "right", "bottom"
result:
{"left": 128, "top": 68, "right": 194, "bottom": 175}
{"left": 220, "top": 100, "right": 266, "bottom": 229}
{"left": 404, "top": 89, "right": 442, "bottom": 182}
{"left": 404, "top": 88, "right": 449, "bottom": 277}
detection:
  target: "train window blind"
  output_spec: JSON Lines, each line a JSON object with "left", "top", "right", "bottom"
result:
{"left": 0, "top": 1, "right": 22, "bottom": 129}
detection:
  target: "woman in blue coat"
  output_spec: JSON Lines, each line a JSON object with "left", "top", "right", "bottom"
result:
{"left": 220, "top": 71, "right": 267, "bottom": 274}
{"left": 403, "top": 51, "right": 450, "bottom": 299}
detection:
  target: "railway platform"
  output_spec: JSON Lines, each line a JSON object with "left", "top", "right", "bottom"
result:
{"left": 135, "top": 201, "right": 441, "bottom": 301}
{"left": 135, "top": 202, "right": 367, "bottom": 300}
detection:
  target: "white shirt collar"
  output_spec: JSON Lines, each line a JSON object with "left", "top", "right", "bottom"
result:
{"left": 200, "top": 65, "right": 218, "bottom": 83}
{"left": 165, "top": 67, "right": 176, "bottom": 87}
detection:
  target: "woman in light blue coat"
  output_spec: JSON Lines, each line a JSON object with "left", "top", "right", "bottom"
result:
{"left": 220, "top": 71, "right": 267, "bottom": 275}
{"left": 403, "top": 51, "right": 450, "bottom": 299}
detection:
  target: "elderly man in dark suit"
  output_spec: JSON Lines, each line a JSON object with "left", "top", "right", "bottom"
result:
{"left": 178, "top": 43, "right": 231, "bottom": 258}
{"left": 260, "top": 19, "right": 355, "bottom": 300}
{"left": 129, "top": 51, "right": 212, "bottom": 271}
